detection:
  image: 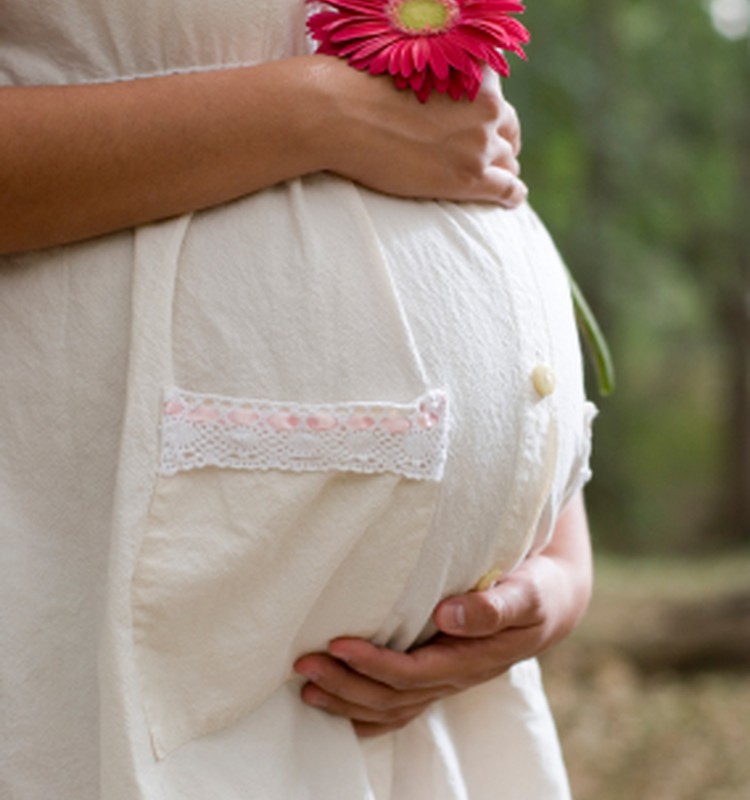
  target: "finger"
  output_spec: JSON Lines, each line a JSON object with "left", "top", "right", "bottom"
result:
{"left": 326, "top": 639, "right": 435, "bottom": 689}
{"left": 490, "top": 136, "right": 521, "bottom": 176}
{"left": 473, "top": 166, "right": 527, "bottom": 208}
{"left": 294, "top": 652, "right": 441, "bottom": 711}
{"left": 354, "top": 721, "right": 406, "bottom": 738}
{"left": 493, "top": 153, "right": 521, "bottom": 178}
{"left": 352, "top": 704, "right": 432, "bottom": 738}
{"left": 434, "top": 572, "right": 544, "bottom": 637}
{"left": 498, "top": 99, "right": 522, "bottom": 156}
{"left": 328, "top": 636, "right": 493, "bottom": 691}
{"left": 301, "top": 679, "right": 434, "bottom": 727}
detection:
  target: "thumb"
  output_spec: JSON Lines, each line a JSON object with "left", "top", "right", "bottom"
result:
{"left": 434, "top": 577, "right": 533, "bottom": 637}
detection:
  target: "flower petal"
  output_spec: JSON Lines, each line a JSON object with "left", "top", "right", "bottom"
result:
{"left": 307, "top": 0, "right": 528, "bottom": 103}
{"left": 426, "top": 38, "right": 451, "bottom": 81}
{"left": 399, "top": 40, "right": 415, "bottom": 77}
{"left": 412, "top": 36, "right": 430, "bottom": 72}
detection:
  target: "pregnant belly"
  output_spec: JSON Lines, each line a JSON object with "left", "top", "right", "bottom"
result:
{"left": 173, "top": 173, "right": 585, "bottom": 610}
{"left": 131, "top": 177, "right": 588, "bottom": 755}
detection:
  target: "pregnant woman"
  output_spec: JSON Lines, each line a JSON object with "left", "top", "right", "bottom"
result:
{"left": 0, "top": 1, "right": 596, "bottom": 798}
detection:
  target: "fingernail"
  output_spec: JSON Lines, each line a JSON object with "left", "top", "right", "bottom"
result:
{"left": 440, "top": 601, "right": 466, "bottom": 632}
{"left": 295, "top": 667, "right": 321, "bottom": 683}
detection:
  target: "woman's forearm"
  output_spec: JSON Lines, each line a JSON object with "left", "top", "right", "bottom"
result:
{"left": 0, "top": 58, "right": 330, "bottom": 253}
{"left": 537, "top": 490, "right": 593, "bottom": 636}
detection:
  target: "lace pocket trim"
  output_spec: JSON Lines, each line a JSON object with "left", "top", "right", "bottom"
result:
{"left": 159, "top": 387, "right": 450, "bottom": 481}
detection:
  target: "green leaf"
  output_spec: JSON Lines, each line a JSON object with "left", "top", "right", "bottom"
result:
{"left": 567, "top": 269, "right": 616, "bottom": 397}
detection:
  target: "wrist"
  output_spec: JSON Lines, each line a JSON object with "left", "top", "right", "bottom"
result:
{"left": 286, "top": 55, "right": 350, "bottom": 176}
{"left": 274, "top": 55, "right": 337, "bottom": 176}
{"left": 545, "top": 549, "right": 593, "bottom": 639}
{"left": 295, "top": 55, "right": 401, "bottom": 181}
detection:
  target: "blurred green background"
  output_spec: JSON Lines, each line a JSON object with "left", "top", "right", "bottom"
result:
{"left": 506, "top": 0, "right": 750, "bottom": 796}
{"left": 511, "top": 0, "right": 750, "bottom": 554}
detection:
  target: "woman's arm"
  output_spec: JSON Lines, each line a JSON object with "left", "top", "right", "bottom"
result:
{"left": 0, "top": 57, "right": 526, "bottom": 254}
{"left": 294, "top": 491, "right": 592, "bottom": 737}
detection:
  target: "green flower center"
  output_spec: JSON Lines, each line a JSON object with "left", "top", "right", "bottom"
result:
{"left": 392, "top": 0, "right": 454, "bottom": 33}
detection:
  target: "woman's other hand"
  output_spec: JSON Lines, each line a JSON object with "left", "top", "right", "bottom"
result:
{"left": 293, "top": 492, "right": 592, "bottom": 737}
{"left": 312, "top": 59, "right": 527, "bottom": 208}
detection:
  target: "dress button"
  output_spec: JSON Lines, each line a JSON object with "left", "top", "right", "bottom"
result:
{"left": 532, "top": 364, "right": 556, "bottom": 398}
{"left": 474, "top": 567, "right": 504, "bottom": 592}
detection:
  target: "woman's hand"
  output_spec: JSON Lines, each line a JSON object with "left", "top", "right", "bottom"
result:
{"left": 313, "top": 58, "right": 527, "bottom": 207}
{"left": 293, "top": 492, "right": 592, "bottom": 737}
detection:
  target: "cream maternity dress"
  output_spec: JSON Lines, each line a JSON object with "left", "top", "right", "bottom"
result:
{"left": 0, "top": 1, "right": 596, "bottom": 797}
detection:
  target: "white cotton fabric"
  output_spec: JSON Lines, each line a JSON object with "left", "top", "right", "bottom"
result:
{"left": 0, "top": 1, "right": 595, "bottom": 798}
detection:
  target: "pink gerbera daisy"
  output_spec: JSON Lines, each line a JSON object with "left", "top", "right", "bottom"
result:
{"left": 307, "top": 0, "right": 529, "bottom": 102}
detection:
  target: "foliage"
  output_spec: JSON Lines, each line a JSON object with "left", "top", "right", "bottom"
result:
{"left": 507, "top": 0, "right": 750, "bottom": 550}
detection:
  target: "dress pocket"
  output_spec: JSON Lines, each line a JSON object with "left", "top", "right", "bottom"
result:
{"left": 132, "top": 387, "right": 449, "bottom": 758}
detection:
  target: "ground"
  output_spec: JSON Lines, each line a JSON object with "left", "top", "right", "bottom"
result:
{"left": 541, "top": 553, "right": 750, "bottom": 800}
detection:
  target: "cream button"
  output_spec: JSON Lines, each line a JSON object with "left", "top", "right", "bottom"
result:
{"left": 532, "top": 364, "right": 556, "bottom": 397}
{"left": 474, "top": 567, "right": 504, "bottom": 592}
